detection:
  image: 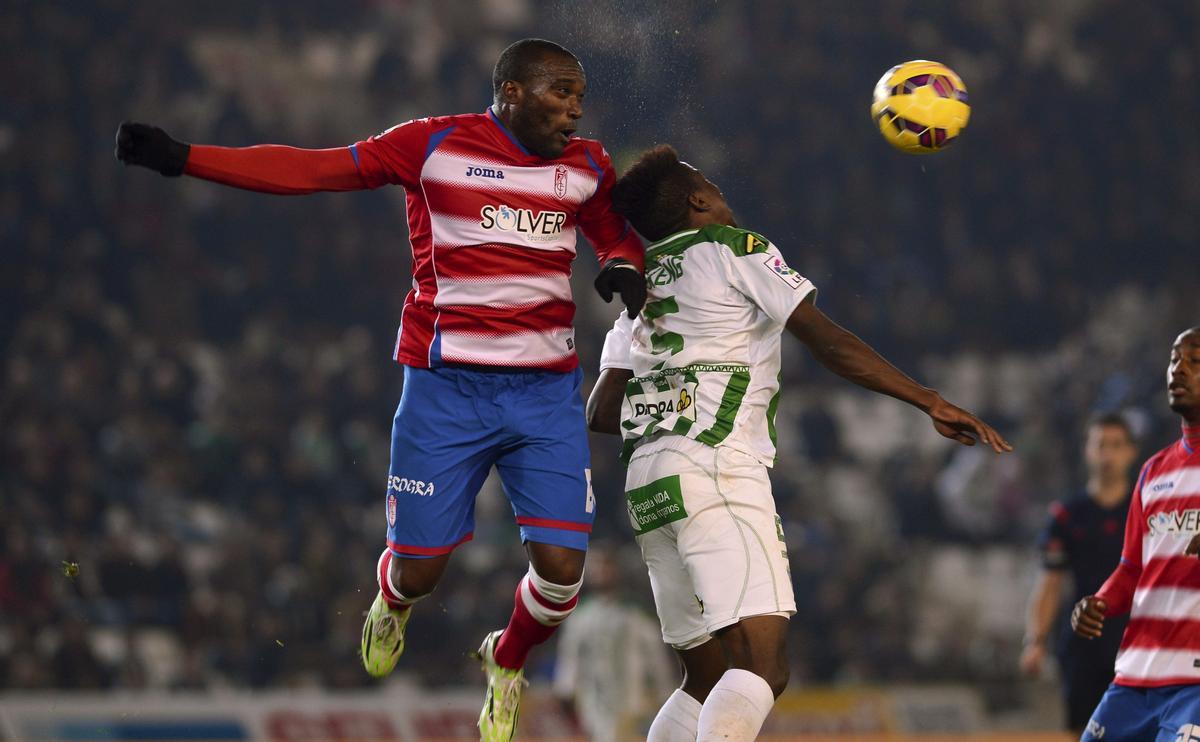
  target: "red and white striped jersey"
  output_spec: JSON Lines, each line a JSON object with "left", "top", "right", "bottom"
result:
{"left": 1096, "top": 423, "right": 1200, "bottom": 687}
{"left": 351, "top": 108, "right": 644, "bottom": 372}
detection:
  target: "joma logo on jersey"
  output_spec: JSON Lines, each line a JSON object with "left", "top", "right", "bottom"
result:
{"left": 388, "top": 475, "right": 435, "bottom": 497}
{"left": 466, "top": 166, "right": 505, "bottom": 180}
{"left": 480, "top": 204, "right": 567, "bottom": 240}
{"left": 1147, "top": 509, "right": 1200, "bottom": 535}
{"left": 646, "top": 254, "right": 684, "bottom": 286}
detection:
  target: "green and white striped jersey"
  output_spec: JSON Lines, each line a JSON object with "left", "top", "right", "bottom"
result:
{"left": 600, "top": 224, "right": 816, "bottom": 465}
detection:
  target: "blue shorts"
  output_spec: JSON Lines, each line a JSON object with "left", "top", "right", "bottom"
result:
{"left": 384, "top": 365, "right": 593, "bottom": 557}
{"left": 1083, "top": 683, "right": 1200, "bottom": 741}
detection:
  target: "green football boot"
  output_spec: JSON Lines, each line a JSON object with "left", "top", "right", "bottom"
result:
{"left": 474, "top": 630, "right": 528, "bottom": 742}
{"left": 360, "top": 590, "right": 410, "bottom": 678}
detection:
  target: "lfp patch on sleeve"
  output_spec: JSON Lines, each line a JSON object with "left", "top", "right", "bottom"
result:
{"left": 763, "top": 254, "right": 805, "bottom": 289}
{"left": 626, "top": 475, "right": 687, "bottom": 534}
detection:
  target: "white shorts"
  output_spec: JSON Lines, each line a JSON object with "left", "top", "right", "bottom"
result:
{"left": 625, "top": 436, "right": 796, "bottom": 649}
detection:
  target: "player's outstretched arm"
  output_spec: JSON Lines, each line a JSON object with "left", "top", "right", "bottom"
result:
{"left": 587, "top": 368, "right": 633, "bottom": 435}
{"left": 785, "top": 297, "right": 1012, "bottom": 453}
{"left": 115, "top": 121, "right": 366, "bottom": 194}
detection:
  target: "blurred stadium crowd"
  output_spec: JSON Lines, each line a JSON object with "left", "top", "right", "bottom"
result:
{"left": 3, "top": 0, "right": 1198, "bottom": 711}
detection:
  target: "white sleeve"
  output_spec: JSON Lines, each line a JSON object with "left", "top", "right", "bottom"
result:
{"left": 718, "top": 241, "right": 817, "bottom": 324}
{"left": 599, "top": 312, "right": 634, "bottom": 371}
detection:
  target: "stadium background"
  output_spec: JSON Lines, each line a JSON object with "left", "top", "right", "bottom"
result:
{"left": 2, "top": 0, "right": 1198, "bottom": 739}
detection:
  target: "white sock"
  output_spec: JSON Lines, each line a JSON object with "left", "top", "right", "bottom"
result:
{"left": 647, "top": 688, "right": 703, "bottom": 742}
{"left": 696, "top": 669, "right": 775, "bottom": 741}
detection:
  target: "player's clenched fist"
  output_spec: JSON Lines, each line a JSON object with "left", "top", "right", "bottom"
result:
{"left": 594, "top": 258, "right": 646, "bottom": 318}
{"left": 1071, "top": 596, "right": 1107, "bottom": 639}
{"left": 115, "top": 122, "right": 190, "bottom": 176}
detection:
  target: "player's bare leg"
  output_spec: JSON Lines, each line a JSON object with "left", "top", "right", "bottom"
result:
{"left": 647, "top": 638, "right": 726, "bottom": 741}
{"left": 476, "top": 542, "right": 585, "bottom": 741}
{"left": 361, "top": 550, "right": 451, "bottom": 678}
{"left": 693, "top": 615, "right": 789, "bottom": 741}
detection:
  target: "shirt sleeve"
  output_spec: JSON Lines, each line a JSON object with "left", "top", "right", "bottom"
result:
{"left": 1095, "top": 461, "right": 1150, "bottom": 616}
{"left": 576, "top": 144, "right": 645, "bottom": 272}
{"left": 351, "top": 118, "right": 444, "bottom": 190}
{"left": 1036, "top": 501, "right": 1071, "bottom": 570}
{"left": 599, "top": 313, "right": 634, "bottom": 371}
{"left": 184, "top": 144, "right": 366, "bottom": 194}
{"left": 717, "top": 239, "right": 817, "bottom": 325}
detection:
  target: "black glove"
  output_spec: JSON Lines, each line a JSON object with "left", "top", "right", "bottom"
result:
{"left": 115, "top": 122, "right": 190, "bottom": 176}
{"left": 594, "top": 258, "right": 646, "bottom": 318}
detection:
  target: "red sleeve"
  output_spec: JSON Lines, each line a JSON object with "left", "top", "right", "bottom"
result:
{"left": 184, "top": 144, "right": 366, "bottom": 194}
{"left": 576, "top": 143, "right": 645, "bottom": 272}
{"left": 351, "top": 118, "right": 443, "bottom": 190}
{"left": 1095, "top": 461, "right": 1150, "bottom": 616}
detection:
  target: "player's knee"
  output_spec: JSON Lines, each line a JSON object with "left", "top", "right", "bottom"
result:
{"left": 681, "top": 662, "right": 724, "bottom": 702}
{"left": 517, "top": 565, "right": 583, "bottom": 628}
{"left": 528, "top": 544, "right": 586, "bottom": 585}
{"left": 763, "top": 661, "right": 790, "bottom": 699}
{"left": 384, "top": 553, "right": 444, "bottom": 598}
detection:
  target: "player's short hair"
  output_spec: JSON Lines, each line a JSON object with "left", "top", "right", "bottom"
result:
{"left": 612, "top": 144, "right": 702, "bottom": 242}
{"left": 492, "top": 39, "right": 578, "bottom": 98}
{"left": 1088, "top": 412, "right": 1135, "bottom": 442}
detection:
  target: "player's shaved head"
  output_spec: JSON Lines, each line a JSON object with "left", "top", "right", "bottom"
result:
{"left": 1168, "top": 326, "right": 1200, "bottom": 421}
{"left": 612, "top": 145, "right": 705, "bottom": 241}
{"left": 493, "top": 39, "right": 579, "bottom": 98}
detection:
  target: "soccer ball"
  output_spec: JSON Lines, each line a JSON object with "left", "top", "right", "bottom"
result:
{"left": 871, "top": 60, "right": 970, "bottom": 154}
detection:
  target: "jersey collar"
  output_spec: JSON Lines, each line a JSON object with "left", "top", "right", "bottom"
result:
{"left": 1183, "top": 422, "right": 1200, "bottom": 455}
{"left": 486, "top": 105, "right": 534, "bottom": 157}
{"left": 646, "top": 228, "right": 700, "bottom": 256}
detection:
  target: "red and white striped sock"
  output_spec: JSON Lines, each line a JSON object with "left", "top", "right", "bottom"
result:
{"left": 376, "top": 549, "right": 425, "bottom": 610}
{"left": 493, "top": 567, "right": 582, "bottom": 670}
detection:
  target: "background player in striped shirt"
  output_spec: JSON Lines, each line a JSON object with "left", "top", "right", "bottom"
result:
{"left": 588, "top": 145, "right": 1012, "bottom": 741}
{"left": 1072, "top": 327, "right": 1200, "bottom": 741}
{"left": 1020, "top": 413, "right": 1137, "bottom": 736}
{"left": 115, "top": 38, "right": 646, "bottom": 742}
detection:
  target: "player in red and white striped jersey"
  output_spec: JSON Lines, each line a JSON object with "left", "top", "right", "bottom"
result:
{"left": 1072, "top": 327, "right": 1200, "bottom": 741}
{"left": 116, "top": 39, "right": 645, "bottom": 742}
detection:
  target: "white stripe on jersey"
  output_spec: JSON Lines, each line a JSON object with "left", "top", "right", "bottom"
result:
{"left": 434, "top": 273, "right": 572, "bottom": 307}
{"left": 428, "top": 211, "right": 579, "bottom": 254}
{"left": 422, "top": 151, "right": 598, "bottom": 205}
{"left": 1115, "top": 647, "right": 1200, "bottom": 682}
{"left": 1143, "top": 534, "right": 1200, "bottom": 563}
{"left": 440, "top": 328, "right": 574, "bottom": 366}
{"left": 1140, "top": 466, "right": 1200, "bottom": 506}
{"left": 1132, "top": 587, "right": 1200, "bottom": 621}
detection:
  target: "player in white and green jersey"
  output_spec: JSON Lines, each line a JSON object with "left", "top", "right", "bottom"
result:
{"left": 587, "top": 145, "right": 1012, "bottom": 742}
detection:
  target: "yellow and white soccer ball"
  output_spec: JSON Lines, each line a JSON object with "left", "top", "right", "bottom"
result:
{"left": 871, "top": 60, "right": 970, "bottom": 154}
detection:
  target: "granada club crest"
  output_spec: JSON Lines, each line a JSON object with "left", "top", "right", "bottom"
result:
{"left": 386, "top": 492, "right": 397, "bottom": 527}
{"left": 554, "top": 165, "right": 568, "bottom": 199}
